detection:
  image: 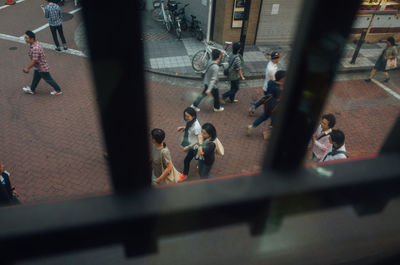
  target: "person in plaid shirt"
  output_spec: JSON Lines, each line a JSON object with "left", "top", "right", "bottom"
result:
{"left": 22, "top": 30, "right": 63, "bottom": 96}
{"left": 41, "top": 0, "right": 67, "bottom": 51}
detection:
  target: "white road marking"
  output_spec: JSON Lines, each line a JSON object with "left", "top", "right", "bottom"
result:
{"left": 0, "top": 33, "right": 87, "bottom": 57}
{"left": 372, "top": 78, "right": 400, "bottom": 101}
{"left": 19, "top": 7, "right": 83, "bottom": 37}
{"left": 0, "top": 0, "right": 24, "bottom": 10}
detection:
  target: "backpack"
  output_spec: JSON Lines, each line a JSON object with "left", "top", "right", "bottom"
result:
{"left": 224, "top": 55, "right": 238, "bottom": 76}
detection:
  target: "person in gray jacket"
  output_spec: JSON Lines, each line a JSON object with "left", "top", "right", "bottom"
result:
{"left": 191, "top": 49, "right": 224, "bottom": 112}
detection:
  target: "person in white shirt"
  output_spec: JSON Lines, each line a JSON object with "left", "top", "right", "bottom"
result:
{"left": 321, "top": 129, "right": 348, "bottom": 162}
{"left": 177, "top": 107, "right": 203, "bottom": 182}
{"left": 249, "top": 51, "right": 280, "bottom": 115}
{"left": 310, "top": 114, "right": 336, "bottom": 162}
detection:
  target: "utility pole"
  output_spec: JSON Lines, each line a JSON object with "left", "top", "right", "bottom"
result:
{"left": 206, "top": 0, "right": 213, "bottom": 42}
{"left": 239, "top": 0, "right": 251, "bottom": 56}
{"left": 350, "top": 0, "right": 384, "bottom": 64}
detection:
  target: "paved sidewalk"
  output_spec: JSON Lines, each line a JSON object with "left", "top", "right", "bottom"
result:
{"left": 142, "top": 10, "right": 399, "bottom": 79}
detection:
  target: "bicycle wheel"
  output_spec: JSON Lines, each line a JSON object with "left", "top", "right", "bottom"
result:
{"left": 181, "top": 20, "right": 188, "bottom": 31}
{"left": 196, "top": 30, "right": 204, "bottom": 41}
{"left": 175, "top": 23, "right": 182, "bottom": 39}
{"left": 152, "top": 8, "right": 163, "bottom": 22}
{"left": 192, "top": 50, "right": 210, "bottom": 72}
{"left": 165, "top": 21, "right": 171, "bottom": 32}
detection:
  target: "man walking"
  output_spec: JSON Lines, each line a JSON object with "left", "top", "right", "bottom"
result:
{"left": 22, "top": 30, "right": 63, "bottom": 95}
{"left": 247, "top": 70, "right": 285, "bottom": 137}
{"left": 321, "top": 129, "right": 348, "bottom": 162}
{"left": 41, "top": 0, "right": 68, "bottom": 51}
{"left": 222, "top": 42, "right": 245, "bottom": 103}
{"left": 249, "top": 51, "right": 280, "bottom": 115}
{"left": 310, "top": 114, "right": 336, "bottom": 162}
{"left": 191, "top": 49, "right": 224, "bottom": 112}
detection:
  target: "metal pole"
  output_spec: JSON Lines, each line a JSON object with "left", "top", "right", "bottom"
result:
{"left": 239, "top": 0, "right": 251, "bottom": 56}
{"left": 350, "top": 29, "right": 367, "bottom": 64}
{"left": 206, "top": 0, "right": 213, "bottom": 42}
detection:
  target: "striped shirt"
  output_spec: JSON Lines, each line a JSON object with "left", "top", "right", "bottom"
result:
{"left": 228, "top": 54, "right": 243, "bottom": 80}
{"left": 29, "top": 41, "right": 50, "bottom": 72}
{"left": 45, "top": 4, "right": 63, "bottom": 26}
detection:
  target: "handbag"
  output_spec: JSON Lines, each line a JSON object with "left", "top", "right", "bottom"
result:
{"left": 385, "top": 58, "right": 397, "bottom": 70}
{"left": 214, "top": 138, "right": 224, "bottom": 156}
{"left": 159, "top": 149, "right": 181, "bottom": 184}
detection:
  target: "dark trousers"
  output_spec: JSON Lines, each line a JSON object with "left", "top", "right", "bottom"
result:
{"left": 50, "top": 24, "right": 67, "bottom": 47}
{"left": 183, "top": 148, "right": 197, "bottom": 175}
{"left": 254, "top": 91, "right": 269, "bottom": 108}
{"left": 222, "top": 79, "right": 239, "bottom": 101}
{"left": 31, "top": 70, "right": 61, "bottom": 92}
{"left": 198, "top": 160, "right": 212, "bottom": 179}
{"left": 193, "top": 85, "right": 221, "bottom": 109}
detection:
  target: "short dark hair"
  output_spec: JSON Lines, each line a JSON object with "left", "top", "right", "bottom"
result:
{"left": 330, "top": 129, "right": 345, "bottom": 147}
{"left": 275, "top": 70, "right": 286, "bottom": 81}
{"left": 202, "top": 123, "right": 217, "bottom": 141}
{"left": 211, "top": 49, "right": 221, "bottom": 60}
{"left": 25, "top": 30, "right": 36, "bottom": 40}
{"left": 387, "top": 36, "right": 395, "bottom": 46}
{"left": 232, "top": 42, "right": 241, "bottom": 54}
{"left": 151, "top": 128, "right": 166, "bottom": 147}
{"left": 183, "top": 107, "right": 197, "bottom": 121}
{"left": 322, "top": 113, "right": 336, "bottom": 128}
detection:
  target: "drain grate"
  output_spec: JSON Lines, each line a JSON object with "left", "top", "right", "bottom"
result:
{"left": 62, "top": 13, "right": 73, "bottom": 22}
{"left": 9, "top": 47, "right": 18, "bottom": 50}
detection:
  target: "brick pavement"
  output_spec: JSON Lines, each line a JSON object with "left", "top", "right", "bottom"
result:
{"left": 0, "top": 0, "right": 111, "bottom": 205}
{"left": 146, "top": 73, "right": 400, "bottom": 181}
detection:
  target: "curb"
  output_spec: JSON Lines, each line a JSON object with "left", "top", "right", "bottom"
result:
{"left": 145, "top": 66, "right": 373, "bottom": 80}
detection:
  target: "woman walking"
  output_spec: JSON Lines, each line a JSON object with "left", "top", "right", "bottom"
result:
{"left": 197, "top": 123, "right": 217, "bottom": 179}
{"left": 151, "top": 128, "right": 179, "bottom": 185}
{"left": 177, "top": 107, "right": 203, "bottom": 182}
{"left": 365, "top": 37, "right": 397, "bottom": 83}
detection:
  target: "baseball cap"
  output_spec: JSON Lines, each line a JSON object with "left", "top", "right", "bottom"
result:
{"left": 271, "top": 51, "right": 280, "bottom": 59}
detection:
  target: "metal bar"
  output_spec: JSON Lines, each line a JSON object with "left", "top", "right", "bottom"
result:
{"left": 0, "top": 154, "right": 400, "bottom": 263}
{"left": 263, "top": 0, "right": 362, "bottom": 171}
{"left": 79, "top": 1, "right": 151, "bottom": 192}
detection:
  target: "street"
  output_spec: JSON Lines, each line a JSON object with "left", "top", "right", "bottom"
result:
{"left": 0, "top": 0, "right": 399, "bottom": 205}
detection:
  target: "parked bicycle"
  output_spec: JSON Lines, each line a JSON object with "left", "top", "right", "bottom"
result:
{"left": 169, "top": 2, "right": 189, "bottom": 40}
{"left": 183, "top": 14, "right": 204, "bottom": 42}
{"left": 152, "top": 0, "right": 172, "bottom": 32}
{"left": 191, "top": 41, "right": 233, "bottom": 72}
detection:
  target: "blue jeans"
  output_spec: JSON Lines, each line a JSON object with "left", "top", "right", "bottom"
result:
{"left": 253, "top": 112, "right": 270, "bottom": 128}
{"left": 222, "top": 80, "right": 239, "bottom": 101}
{"left": 31, "top": 70, "right": 61, "bottom": 92}
{"left": 198, "top": 160, "right": 212, "bottom": 179}
{"left": 50, "top": 24, "right": 67, "bottom": 47}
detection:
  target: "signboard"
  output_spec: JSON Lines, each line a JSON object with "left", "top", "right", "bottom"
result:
{"left": 271, "top": 4, "right": 280, "bottom": 15}
{"left": 232, "top": 0, "right": 245, "bottom": 28}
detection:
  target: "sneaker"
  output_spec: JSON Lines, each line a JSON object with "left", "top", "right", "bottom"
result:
{"left": 247, "top": 125, "right": 253, "bottom": 136}
{"left": 63, "top": 46, "right": 68, "bottom": 50}
{"left": 249, "top": 105, "right": 256, "bottom": 116}
{"left": 22, "top": 86, "right": 34, "bottom": 94}
{"left": 384, "top": 77, "right": 390, "bottom": 83}
{"left": 233, "top": 99, "right": 239, "bottom": 103}
{"left": 55, "top": 47, "right": 61, "bottom": 52}
{"left": 50, "top": 90, "right": 63, "bottom": 95}
{"left": 213, "top": 107, "right": 224, "bottom": 112}
{"left": 190, "top": 104, "right": 200, "bottom": 112}
{"left": 262, "top": 130, "right": 270, "bottom": 140}
{"left": 178, "top": 174, "right": 188, "bottom": 182}
{"left": 364, "top": 78, "right": 371, "bottom": 82}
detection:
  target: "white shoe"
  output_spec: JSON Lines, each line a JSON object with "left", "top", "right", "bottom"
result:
{"left": 22, "top": 86, "right": 34, "bottom": 94}
{"left": 190, "top": 104, "right": 200, "bottom": 112}
{"left": 213, "top": 107, "right": 224, "bottom": 112}
{"left": 50, "top": 90, "right": 63, "bottom": 95}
